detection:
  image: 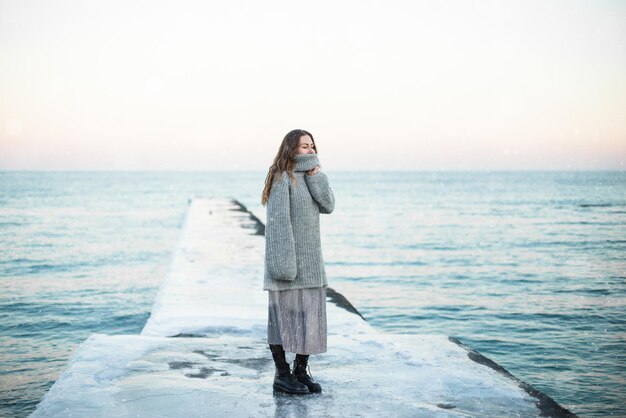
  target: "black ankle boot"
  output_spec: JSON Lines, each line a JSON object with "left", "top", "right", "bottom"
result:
{"left": 294, "top": 354, "right": 322, "bottom": 393}
{"left": 269, "top": 344, "right": 309, "bottom": 395}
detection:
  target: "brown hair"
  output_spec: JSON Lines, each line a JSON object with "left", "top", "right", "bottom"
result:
{"left": 261, "top": 129, "right": 317, "bottom": 206}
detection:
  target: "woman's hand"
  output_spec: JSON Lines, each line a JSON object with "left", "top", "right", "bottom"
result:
{"left": 307, "top": 165, "right": 320, "bottom": 176}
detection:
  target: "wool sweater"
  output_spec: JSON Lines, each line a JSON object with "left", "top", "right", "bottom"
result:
{"left": 263, "top": 153, "right": 335, "bottom": 291}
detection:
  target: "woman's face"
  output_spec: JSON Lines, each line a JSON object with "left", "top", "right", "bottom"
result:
{"left": 296, "top": 135, "right": 316, "bottom": 154}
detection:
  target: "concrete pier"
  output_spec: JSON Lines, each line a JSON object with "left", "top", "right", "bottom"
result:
{"left": 30, "top": 198, "right": 577, "bottom": 417}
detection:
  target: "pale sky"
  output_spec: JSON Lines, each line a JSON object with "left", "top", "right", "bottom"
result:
{"left": 1, "top": 0, "right": 624, "bottom": 170}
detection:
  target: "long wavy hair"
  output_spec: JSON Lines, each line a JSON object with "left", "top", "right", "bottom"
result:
{"left": 261, "top": 129, "right": 317, "bottom": 206}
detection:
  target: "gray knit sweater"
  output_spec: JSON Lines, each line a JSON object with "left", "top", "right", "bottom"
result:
{"left": 263, "top": 153, "right": 335, "bottom": 291}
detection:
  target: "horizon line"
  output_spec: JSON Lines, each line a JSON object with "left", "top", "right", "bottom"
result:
{"left": 1, "top": 168, "right": 625, "bottom": 173}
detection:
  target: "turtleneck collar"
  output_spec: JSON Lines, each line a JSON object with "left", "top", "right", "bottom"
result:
{"left": 293, "top": 153, "right": 320, "bottom": 172}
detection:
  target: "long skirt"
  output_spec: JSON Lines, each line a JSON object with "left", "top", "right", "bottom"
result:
{"left": 267, "top": 286, "right": 327, "bottom": 355}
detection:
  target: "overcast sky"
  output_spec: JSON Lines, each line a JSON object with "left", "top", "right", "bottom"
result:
{"left": 1, "top": 0, "right": 624, "bottom": 170}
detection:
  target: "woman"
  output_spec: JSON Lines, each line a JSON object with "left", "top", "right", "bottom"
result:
{"left": 261, "top": 129, "right": 335, "bottom": 395}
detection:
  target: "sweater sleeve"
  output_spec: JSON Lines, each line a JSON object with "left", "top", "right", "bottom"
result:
{"left": 265, "top": 171, "right": 297, "bottom": 281}
{"left": 304, "top": 170, "right": 335, "bottom": 214}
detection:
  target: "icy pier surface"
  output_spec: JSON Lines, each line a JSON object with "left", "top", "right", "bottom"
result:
{"left": 31, "top": 198, "right": 576, "bottom": 417}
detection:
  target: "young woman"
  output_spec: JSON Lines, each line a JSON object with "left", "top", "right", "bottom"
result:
{"left": 261, "top": 129, "right": 335, "bottom": 395}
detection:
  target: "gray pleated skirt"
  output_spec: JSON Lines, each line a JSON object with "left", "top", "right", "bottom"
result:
{"left": 267, "top": 286, "right": 327, "bottom": 355}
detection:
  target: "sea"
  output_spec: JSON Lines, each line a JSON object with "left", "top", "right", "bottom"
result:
{"left": 1, "top": 170, "right": 624, "bottom": 418}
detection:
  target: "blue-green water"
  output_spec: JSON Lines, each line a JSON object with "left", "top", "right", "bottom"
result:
{"left": 1, "top": 171, "right": 624, "bottom": 417}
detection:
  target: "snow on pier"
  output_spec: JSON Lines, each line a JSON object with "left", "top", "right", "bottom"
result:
{"left": 30, "top": 198, "right": 576, "bottom": 417}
